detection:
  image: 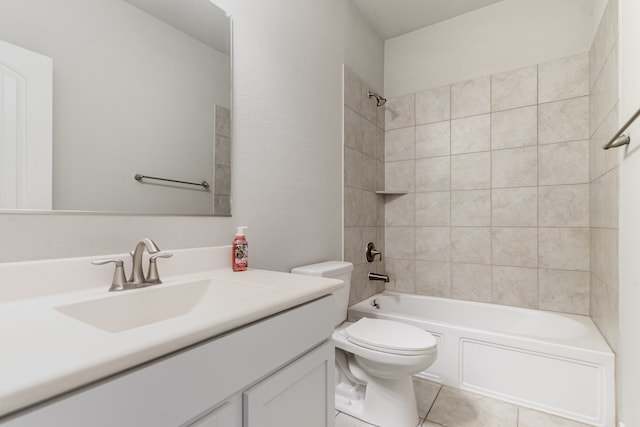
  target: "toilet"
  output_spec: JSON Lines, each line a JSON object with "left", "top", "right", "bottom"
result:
{"left": 291, "top": 261, "right": 437, "bottom": 427}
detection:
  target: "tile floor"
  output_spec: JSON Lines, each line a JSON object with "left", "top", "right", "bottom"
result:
{"left": 334, "top": 377, "right": 594, "bottom": 427}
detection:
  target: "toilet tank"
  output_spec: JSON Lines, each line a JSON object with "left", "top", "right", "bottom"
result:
{"left": 291, "top": 261, "right": 353, "bottom": 327}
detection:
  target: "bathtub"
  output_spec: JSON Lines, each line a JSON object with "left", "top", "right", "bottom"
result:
{"left": 348, "top": 291, "right": 615, "bottom": 427}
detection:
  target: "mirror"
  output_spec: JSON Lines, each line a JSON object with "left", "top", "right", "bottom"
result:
{"left": 0, "top": 0, "right": 231, "bottom": 216}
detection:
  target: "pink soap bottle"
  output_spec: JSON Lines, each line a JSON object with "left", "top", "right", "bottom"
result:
{"left": 232, "top": 226, "right": 248, "bottom": 271}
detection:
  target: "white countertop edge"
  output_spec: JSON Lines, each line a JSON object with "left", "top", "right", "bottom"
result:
{"left": 0, "top": 267, "right": 343, "bottom": 418}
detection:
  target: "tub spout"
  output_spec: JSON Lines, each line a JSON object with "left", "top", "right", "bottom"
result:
{"left": 368, "top": 272, "right": 389, "bottom": 282}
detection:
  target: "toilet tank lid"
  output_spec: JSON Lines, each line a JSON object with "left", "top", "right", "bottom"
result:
{"left": 291, "top": 261, "right": 353, "bottom": 277}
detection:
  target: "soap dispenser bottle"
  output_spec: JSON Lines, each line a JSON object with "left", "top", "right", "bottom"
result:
{"left": 232, "top": 226, "right": 248, "bottom": 271}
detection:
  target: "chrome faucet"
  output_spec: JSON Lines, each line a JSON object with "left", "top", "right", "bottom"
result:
{"left": 368, "top": 272, "right": 389, "bottom": 282}
{"left": 129, "top": 238, "right": 161, "bottom": 285}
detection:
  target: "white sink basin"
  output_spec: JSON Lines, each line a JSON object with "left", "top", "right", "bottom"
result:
{"left": 55, "top": 279, "right": 273, "bottom": 333}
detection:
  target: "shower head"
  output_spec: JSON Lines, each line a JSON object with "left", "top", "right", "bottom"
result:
{"left": 368, "top": 91, "right": 387, "bottom": 107}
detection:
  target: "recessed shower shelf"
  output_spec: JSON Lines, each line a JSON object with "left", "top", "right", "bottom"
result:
{"left": 375, "top": 190, "right": 409, "bottom": 195}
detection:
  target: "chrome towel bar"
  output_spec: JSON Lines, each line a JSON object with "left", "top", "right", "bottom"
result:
{"left": 603, "top": 106, "right": 640, "bottom": 150}
{"left": 134, "top": 173, "right": 210, "bottom": 189}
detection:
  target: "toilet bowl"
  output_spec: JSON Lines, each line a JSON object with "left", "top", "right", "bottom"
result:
{"left": 291, "top": 261, "right": 437, "bottom": 427}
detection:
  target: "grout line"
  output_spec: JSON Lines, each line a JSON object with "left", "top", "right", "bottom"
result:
{"left": 536, "top": 63, "right": 541, "bottom": 310}
{"left": 489, "top": 74, "right": 494, "bottom": 302}
{"left": 449, "top": 84, "right": 453, "bottom": 296}
{"left": 424, "top": 384, "right": 445, "bottom": 425}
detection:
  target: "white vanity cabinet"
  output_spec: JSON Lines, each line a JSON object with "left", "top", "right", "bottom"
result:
{"left": 1, "top": 295, "right": 335, "bottom": 427}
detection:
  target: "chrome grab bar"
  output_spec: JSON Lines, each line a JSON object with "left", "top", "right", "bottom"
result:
{"left": 134, "top": 173, "right": 210, "bottom": 189}
{"left": 602, "top": 106, "right": 640, "bottom": 150}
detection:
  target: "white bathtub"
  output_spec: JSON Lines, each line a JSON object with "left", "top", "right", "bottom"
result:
{"left": 348, "top": 291, "right": 615, "bottom": 427}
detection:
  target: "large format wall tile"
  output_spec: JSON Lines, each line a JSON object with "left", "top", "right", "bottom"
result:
{"left": 385, "top": 193, "right": 415, "bottom": 227}
{"left": 416, "top": 157, "right": 450, "bottom": 192}
{"left": 416, "top": 85, "right": 451, "bottom": 125}
{"left": 344, "top": 66, "right": 363, "bottom": 114}
{"left": 386, "top": 227, "right": 416, "bottom": 259}
{"left": 590, "top": 106, "right": 619, "bottom": 180}
{"left": 492, "top": 146, "right": 538, "bottom": 188}
{"left": 416, "top": 261, "right": 451, "bottom": 297}
{"left": 415, "top": 192, "right": 450, "bottom": 226}
{"left": 539, "top": 228, "right": 590, "bottom": 271}
{"left": 378, "top": 53, "right": 597, "bottom": 314}
{"left": 385, "top": 259, "right": 416, "bottom": 294}
{"left": 591, "top": 169, "right": 619, "bottom": 229}
{"left": 588, "top": 0, "right": 618, "bottom": 350}
{"left": 385, "top": 93, "right": 415, "bottom": 130}
{"left": 538, "top": 97, "right": 589, "bottom": 144}
{"left": 539, "top": 269, "right": 589, "bottom": 315}
{"left": 492, "top": 227, "right": 538, "bottom": 268}
{"left": 590, "top": 44, "right": 619, "bottom": 135}
{"left": 538, "top": 53, "right": 589, "bottom": 103}
{"left": 492, "top": 187, "right": 538, "bottom": 227}
{"left": 386, "top": 160, "right": 415, "bottom": 191}
{"left": 451, "top": 227, "right": 491, "bottom": 264}
{"left": 491, "top": 106, "right": 538, "bottom": 149}
{"left": 344, "top": 106, "right": 363, "bottom": 152}
{"left": 591, "top": 227, "right": 618, "bottom": 289}
{"left": 492, "top": 266, "right": 538, "bottom": 308}
{"left": 451, "top": 114, "right": 491, "bottom": 154}
{"left": 416, "top": 121, "right": 450, "bottom": 158}
{"left": 590, "top": 274, "right": 619, "bottom": 350}
{"left": 416, "top": 227, "right": 451, "bottom": 262}
{"left": 539, "top": 140, "right": 589, "bottom": 185}
{"left": 451, "top": 263, "right": 492, "bottom": 303}
{"left": 491, "top": 65, "right": 537, "bottom": 112}
{"left": 385, "top": 127, "right": 414, "bottom": 161}
{"left": 343, "top": 66, "right": 386, "bottom": 305}
{"left": 451, "top": 152, "right": 491, "bottom": 190}
{"left": 451, "top": 76, "right": 491, "bottom": 118}
{"left": 539, "top": 184, "right": 589, "bottom": 227}
{"left": 451, "top": 190, "right": 491, "bottom": 226}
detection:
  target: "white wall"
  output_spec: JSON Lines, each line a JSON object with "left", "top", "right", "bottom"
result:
{"left": 384, "top": 0, "right": 592, "bottom": 97}
{"left": 0, "top": 0, "right": 383, "bottom": 270}
{"left": 0, "top": 0, "right": 230, "bottom": 214}
{"left": 618, "top": 0, "right": 640, "bottom": 424}
{"left": 343, "top": 0, "right": 384, "bottom": 92}
{"left": 226, "top": 0, "right": 383, "bottom": 273}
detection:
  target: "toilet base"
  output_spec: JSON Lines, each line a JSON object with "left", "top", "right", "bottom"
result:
{"left": 335, "top": 371, "right": 420, "bottom": 427}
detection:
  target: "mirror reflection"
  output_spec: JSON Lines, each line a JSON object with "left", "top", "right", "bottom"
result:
{"left": 0, "top": 0, "right": 231, "bottom": 216}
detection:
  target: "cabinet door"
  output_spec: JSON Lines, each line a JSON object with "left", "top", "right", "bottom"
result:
{"left": 184, "top": 394, "right": 241, "bottom": 427}
{"left": 243, "top": 341, "right": 334, "bottom": 427}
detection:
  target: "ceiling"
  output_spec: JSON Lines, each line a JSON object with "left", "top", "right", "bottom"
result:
{"left": 353, "top": 0, "right": 506, "bottom": 40}
{"left": 123, "top": 0, "right": 230, "bottom": 55}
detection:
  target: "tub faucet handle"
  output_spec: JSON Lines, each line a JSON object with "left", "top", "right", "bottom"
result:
{"left": 366, "top": 241, "right": 382, "bottom": 262}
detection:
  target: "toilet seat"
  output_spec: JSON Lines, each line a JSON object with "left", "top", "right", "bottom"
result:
{"left": 345, "top": 318, "right": 436, "bottom": 356}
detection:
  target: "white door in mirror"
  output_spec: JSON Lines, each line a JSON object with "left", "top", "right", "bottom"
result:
{"left": 0, "top": 39, "right": 52, "bottom": 209}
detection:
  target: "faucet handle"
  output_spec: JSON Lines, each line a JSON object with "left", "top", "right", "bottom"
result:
{"left": 92, "top": 259, "right": 128, "bottom": 291}
{"left": 146, "top": 253, "right": 173, "bottom": 284}
{"left": 366, "top": 242, "right": 383, "bottom": 262}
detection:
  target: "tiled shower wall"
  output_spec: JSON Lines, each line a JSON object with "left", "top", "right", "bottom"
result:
{"left": 589, "top": 0, "right": 619, "bottom": 353}
{"left": 214, "top": 105, "right": 231, "bottom": 216}
{"left": 343, "top": 66, "right": 386, "bottom": 305}
{"left": 383, "top": 53, "right": 591, "bottom": 315}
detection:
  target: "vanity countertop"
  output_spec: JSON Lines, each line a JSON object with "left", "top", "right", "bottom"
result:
{"left": 0, "top": 261, "right": 342, "bottom": 418}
